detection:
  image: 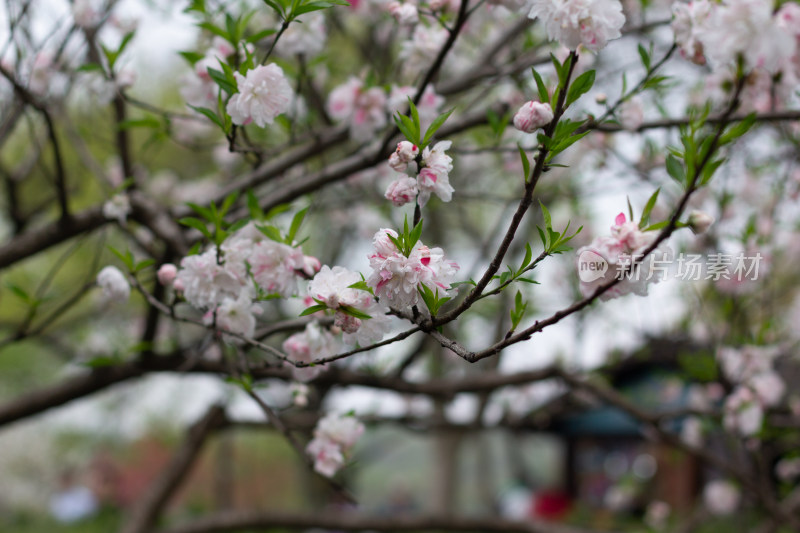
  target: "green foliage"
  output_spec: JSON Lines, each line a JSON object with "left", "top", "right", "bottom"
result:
{"left": 509, "top": 290, "right": 527, "bottom": 331}
{"left": 538, "top": 119, "right": 590, "bottom": 163}
{"left": 418, "top": 284, "right": 450, "bottom": 317}
{"left": 395, "top": 97, "right": 454, "bottom": 149}
{"left": 536, "top": 201, "right": 582, "bottom": 255}
{"left": 565, "top": 69, "right": 595, "bottom": 108}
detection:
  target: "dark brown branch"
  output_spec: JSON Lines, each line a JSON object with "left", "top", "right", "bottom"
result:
{"left": 120, "top": 405, "right": 228, "bottom": 533}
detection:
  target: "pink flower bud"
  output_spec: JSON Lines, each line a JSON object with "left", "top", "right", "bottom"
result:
{"left": 687, "top": 210, "right": 714, "bottom": 235}
{"left": 512, "top": 101, "right": 554, "bottom": 133}
{"left": 157, "top": 264, "right": 177, "bottom": 285}
{"left": 388, "top": 141, "right": 419, "bottom": 172}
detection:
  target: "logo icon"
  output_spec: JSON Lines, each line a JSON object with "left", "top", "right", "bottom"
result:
{"left": 578, "top": 249, "right": 608, "bottom": 282}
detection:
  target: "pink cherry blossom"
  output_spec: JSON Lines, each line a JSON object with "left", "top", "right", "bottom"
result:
{"left": 528, "top": 0, "right": 626, "bottom": 52}
{"left": 97, "top": 266, "right": 130, "bottom": 302}
{"left": 385, "top": 176, "right": 419, "bottom": 206}
{"left": 671, "top": 0, "right": 711, "bottom": 65}
{"left": 227, "top": 64, "right": 293, "bottom": 127}
{"left": 283, "top": 322, "right": 336, "bottom": 382}
{"left": 703, "top": 480, "right": 740, "bottom": 515}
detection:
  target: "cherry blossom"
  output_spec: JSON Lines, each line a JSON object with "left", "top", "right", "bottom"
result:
{"left": 305, "top": 412, "right": 365, "bottom": 477}
{"left": 97, "top": 266, "right": 130, "bottom": 302}
{"left": 671, "top": 0, "right": 711, "bottom": 65}
{"left": 703, "top": 480, "right": 740, "bottom": 515}
{"left": 700, "top": 0, "right": 796, "bottom": 74}
{"left": 576, "top": 213, "right": 671, "bottom": 300}
{"left": 209, "top": 293, "right": 261, "bottom": 338}
{"left": 367, "top": 229, "right": 459, "bottom": 308}
{"left": 528, "top": 0, "right": 626, "bottom": 52}
{"left": 283, "top": 322, "right": 337, "bottom": 382}
{"left": 385, "top": 176, "right": 419, "bottom": 206}
{"left": 102, "top": 194, "right": 131, "bottom": 224}
{"left": 418, "top": 140, "right": 454, "bottom": 206}
{"left": 227, "top": 64, "right": 293, "bottom": 127}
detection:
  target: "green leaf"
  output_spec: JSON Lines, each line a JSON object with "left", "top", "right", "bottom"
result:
{"left": 207, "top": 67, "right": 237, "bottom": 95}
{"left": 188, "top": 105, "right": 225, "bottom": 130}
{"left": 178, "top": 51, "right": 204, "bottom": 65}
{"left": 246, "top": 28, "right": 277, "bottom": 43}
{"left": 257, "top": 224, "right": 284, "bottom": 243}
{"left": 118, "top": 117, "right": 161, "bottom": 130}
{"left": 566, "top": 69, "right": 595, "bottom": 108}
{"left": 539, "top": 201, "right": 553, "bottom": 230}
{"left": 665, "top": 154, "right": 686, "bottom": 185}
{"left": 338, "top": 305, "right": 372, "bottom": 320}
{"left": 288, "top": 207, "right": 309, "bottom": 243}
{"left": 518, "top": 145, "right": 531, "bottom": 182}
{"left": 77, "top": 63, "right": 105, "bottom": 73}
{"left": 6, "top": 282, "right": 31, "bottom": 303}
{"left": 409, "top": 218, "right": 423, "bottom": 251}
{"left": 408, "top": 97, "right": 421, "bottom": 139}
{"left": 134, "top": 258, "right": 156, "bottom": 273}
{"left": 198, "top": 21, "right": 229, "bottom": 40}
{"left": 347, "top": 280, "right": 373, "bottom": 294}
{"left": 510, "top": 290, "right": 528, "bottom": 330}
{"left": 639, "top": 188, "right": 660, "bottom": 229}
{"left": 520, "top": 243, "right": 533, "bottom": 271}
{"left": 300, "top": 304, "right": 328, "bottom": 316}
{"left": 108, "top": 246, "right": 135, "bottom": 271}
{"left": 637, "top": 43, "right": 651, "bottom": 71}
{"left": 220, "top": 191, "right": 239, "bottom": 217}
{"left": 531, "top": 67, "right": 550, "bottom": 105}
{"left": 394, "top": 113, "right": 417, "bottom": 145}
{"left": 247, "top": 190, "right": 264, "bottom": 219}
{"left": 179, "top": 217, "right": 213, "bottom": 240}
{"left": 422, "top": 108, "right": 454, "bottom": 146}
{"left": 228, "top": 218, "right": 250, "bottom": 233}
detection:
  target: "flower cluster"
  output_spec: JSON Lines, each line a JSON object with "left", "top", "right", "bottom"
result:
{"left": 385, "top": 141, "right": 454, "bottom": 207}
{"left": 672, "top": 0, "right": 800, "bottom": 102}
{"left": 528, "top": 0, "right": 626, "bottom": 52}
{"left": 576, "top": 213, "right": 671, "bottom": 300}
{"left": 307, "top": 266, "right": 391, "bottom": 346}
{"left": 328, "top": 80, "right": 444, "bottom": 142}
{"left": 170, "top": 224, "right": 316, "bottom": 338}
{"left": 367, "top": 229, "right": 459, "bottom": 309}
{"left": 283, "top": 321, "right": 338, "bottom": 382}
{"left": 718, "top": 345, "right": 785, "bottom": 436}
{"left": 227, "top": 64, "right": 293, "bottom": 127}
{"left": 306, "top": 413, "right": 365, "bottom": 477}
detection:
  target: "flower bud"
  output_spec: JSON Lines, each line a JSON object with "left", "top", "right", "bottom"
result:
{"left": 389, "top": 141, "right": 419, "bottom": 172}
{"left": 157, "top": 264, "right": 177, "bottom": 285}
{"left": 512, "top": 101, "right": 553, "bottom": 133}
{"left": 384, "top": 176, "right": 418, "bottom": 207}
{"left": 687, "top": 210, "right": 714, "bottom": 235}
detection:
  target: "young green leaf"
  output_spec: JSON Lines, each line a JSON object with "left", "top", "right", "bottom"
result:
{"left": 566, "top": 69, "right": 596, "bottom": 108}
